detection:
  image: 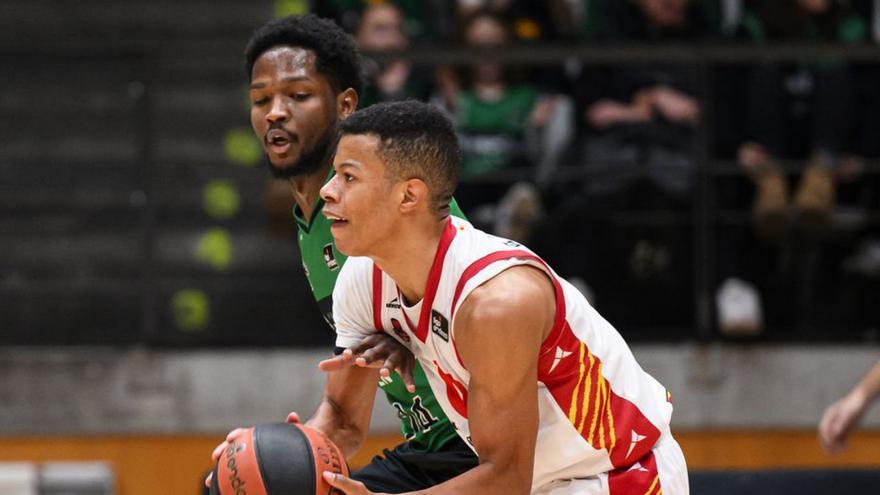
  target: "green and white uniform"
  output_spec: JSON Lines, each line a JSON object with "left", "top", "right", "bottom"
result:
{"left": 294, "top": 169, "right": 466, "bottom": 452}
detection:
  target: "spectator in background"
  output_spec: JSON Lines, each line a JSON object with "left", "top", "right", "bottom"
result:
{"left": 315, "top": 0, "right": 454, "bottom": 42}
{"left": 355, "top": 3, "right": 433, "bottom": 107}
{"left": 578, "top": 0, "right": 711, "bottom": 201}
{"left": 532, "top": 0, "right": 713, "bottom": 329}
{"left": 737, "top": 0, "right": 868, "bottom": 241}
{"left": 435, "top": 11, "right": 574, "bottom": 242}
{"left": 454, "top": 0, "right": 571, "bottom": 41}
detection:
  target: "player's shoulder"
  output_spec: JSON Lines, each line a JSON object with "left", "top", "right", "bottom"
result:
{"left": 465, "top": 266, "right": 553, "bottom": 316}
{"left": 334, "top": 255, "right": 373, "bottom": 291}
{"left": 450, "top": 217, "right": 528, "bottom": 253}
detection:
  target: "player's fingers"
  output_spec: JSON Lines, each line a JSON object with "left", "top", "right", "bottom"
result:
{"left": 399, "top": 359, "right": 416, "bottom": 393}
{"left": 319, "top": 355, "right": 349, "bottom": 372}
{"left": 225, "top": 428, "right": 246, "bottom": 442}
{"left": 211, "top": 441, "right": 229, "bottom": 462}
{"left": 286, "top": 412, "right": 302, "bottom": 424}
{"left": 322, "top": 471, "right": 371, "bottom": 494}
{"left": 357, "top": 346, "right": 384, "bottom": 366}
{"left": 204, "top": 472, "right": 213, "bottom": 488}
{"left": 348, "top": 334, "right": 385, "bottom": 356}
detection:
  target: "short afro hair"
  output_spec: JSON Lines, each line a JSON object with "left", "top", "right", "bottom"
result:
{"left": 245, "top": 14, "right": 363, "bottom": 95}
{"left": 339, "top": 100, "right": 460, "bottom": 217}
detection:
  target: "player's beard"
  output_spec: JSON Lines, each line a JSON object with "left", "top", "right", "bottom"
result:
{"left": 266, "top": 122, "right": 337, "bottom": 180}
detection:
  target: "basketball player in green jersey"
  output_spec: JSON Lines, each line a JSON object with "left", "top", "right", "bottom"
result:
{"left": 210, "top": 15, "right": 477, "bottom": 492}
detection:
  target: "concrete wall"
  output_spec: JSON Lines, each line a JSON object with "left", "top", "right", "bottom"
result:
{"left": 1, "top": 344, "right": 879, "bottom": 434}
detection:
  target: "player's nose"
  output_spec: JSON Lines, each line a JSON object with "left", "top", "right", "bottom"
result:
{"left": 319, "top": 175, "right": 339, "bottom": 204}
{"left": 266, "top": 95, "right": 290, "bottom": 124}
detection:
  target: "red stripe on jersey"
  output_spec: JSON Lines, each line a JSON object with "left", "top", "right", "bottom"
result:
{"left": 371, "top": 264, "right": 385, "bottom": 332}
{"left": 435, "top": 360, "right": 469, "bottom": 418}
{"left": 449, "top": 249, "right": 566, "bottom": 359}
{"left": 608, "top": 449, "right": 661, "bottom": 495}
{"left": 539, "top": 324, "right": 661, "bottom": 469}
{"left": 414, "top": 219, "right": 457, "bottom": 343}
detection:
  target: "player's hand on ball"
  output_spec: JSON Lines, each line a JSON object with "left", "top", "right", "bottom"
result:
{"left": 319, "top": 334, "right": 416, "bottom": 393}
{"left": 204, "top": 427, "right": 249, "bottom": 487}
{"left": 323, "top": 471, "right": 383, "bottom": 495}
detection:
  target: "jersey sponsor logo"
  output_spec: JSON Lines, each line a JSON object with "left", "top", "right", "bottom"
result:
{"left": 378, "top": 375, "right": 394, "bottom": 387}
{"left": 431, "top": 310, "right": 449, "bottom": 341}
{"left": 548, "top": 346, "right": 573, "bottom": 374}
{"left": 392, "top": 396, "right": 440, "bottom": 439}
{"left": 323, "top": 243, "right": 339, "bottom": 270}
{"left": 385, "top": 297, "right": 401, "bottom": 309}
{"left": 503, "top": 240, "right": 521, "bottom": 248}
{"left": 390, "top": 318, "right": 411, "bottom": 344}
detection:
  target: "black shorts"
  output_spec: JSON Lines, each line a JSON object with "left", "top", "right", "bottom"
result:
{"left": 351, "top": 436, "right": 479, "bottom": 493}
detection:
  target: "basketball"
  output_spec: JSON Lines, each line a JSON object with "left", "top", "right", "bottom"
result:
{"left": 210, "top": 423, "right": 349, "bottom": 495}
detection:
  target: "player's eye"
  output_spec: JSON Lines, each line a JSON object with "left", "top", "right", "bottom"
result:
{"left": 252, "top": 97, "right": 269, "bottom": 106}
{"left": 343, "top": 173, "right": 354, "bottom": 183}
{"left": 292, "top": 93, "right": 311, "bottom": 101}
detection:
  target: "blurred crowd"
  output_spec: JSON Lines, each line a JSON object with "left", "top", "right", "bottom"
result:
{"left": 279, "top": 0, "right": 880, "bottom": 339}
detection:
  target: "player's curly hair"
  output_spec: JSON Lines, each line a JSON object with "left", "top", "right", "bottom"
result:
{"left": 244, "top": 14, "right": 363, "bottom": 95}
{"left": 339, "top": 100, "right": 460, "bottom": 218}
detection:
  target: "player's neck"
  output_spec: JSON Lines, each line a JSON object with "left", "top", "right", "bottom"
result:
{"left": 288, "top": 161, "right": 332, "bottom": 221}
{"left": 373, "top": 217, "right": 447, "bottom": 306}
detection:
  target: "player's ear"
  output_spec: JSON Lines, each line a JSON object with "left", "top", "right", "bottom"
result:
{"left": 337, "top": 88, "right": 358, "bottom": 119}
{"left": 399, "top": 178, "right": 429, "bottom": 214}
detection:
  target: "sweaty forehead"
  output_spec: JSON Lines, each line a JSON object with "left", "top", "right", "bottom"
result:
{"left": 251, "top": 46, "right": 321, "bottom": 82}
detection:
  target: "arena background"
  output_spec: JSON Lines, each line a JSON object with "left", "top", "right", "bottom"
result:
{"left": 2, "top": 0, "right": 880, "bottom": 493}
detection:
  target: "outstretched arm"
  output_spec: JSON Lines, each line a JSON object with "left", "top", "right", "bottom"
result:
{"left": 819, "top": 360, "right": 880, "bottom": 454}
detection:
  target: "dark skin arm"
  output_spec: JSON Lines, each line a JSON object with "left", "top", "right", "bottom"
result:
{"left": 324, "top": 266, "right": 556, "bottom": 495}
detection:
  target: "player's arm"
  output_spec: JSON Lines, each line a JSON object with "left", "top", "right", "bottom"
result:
{"left": 819, "top": 359, "right": 880, "bottom": 453}
{"left": 326, "top": 265, "right": 556, "bottom": 495}
{"left": 307, "top": 354, "right": 380, "bottom": 458}
{"left": 308, "top": 259, "right": 387, "bottom": 458}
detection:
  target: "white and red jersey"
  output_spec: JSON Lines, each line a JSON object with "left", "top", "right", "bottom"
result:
{"left": 333, "top": 217, "right": 677, "bottom": 493}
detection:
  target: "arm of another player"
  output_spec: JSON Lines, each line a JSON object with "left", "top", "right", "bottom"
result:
{"left": 819, "top": 359, "right": 880, "bottom": 453}
{"left": 325, "top": 265, "right": 555, "bottom": 495}
{"left": 319, "top": 333, "right": 416, "bottom": 393}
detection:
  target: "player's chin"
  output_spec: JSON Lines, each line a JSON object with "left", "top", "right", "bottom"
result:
{"left": 330, "top": 230, "right": 358, "bottom": 257}
{"left": 267, "top": 154, "right": 299, "bottom": 171}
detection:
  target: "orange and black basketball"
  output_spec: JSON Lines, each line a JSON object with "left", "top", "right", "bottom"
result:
{"left": 210, "top": 422, "right": 349, "bottom": 495}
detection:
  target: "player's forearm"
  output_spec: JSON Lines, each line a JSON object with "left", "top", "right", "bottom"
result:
{"left": 852, "top": 361, "right": 880, "bottom": 404}
{"left": 307, "top": 397, "right": 367, "bottom": 458}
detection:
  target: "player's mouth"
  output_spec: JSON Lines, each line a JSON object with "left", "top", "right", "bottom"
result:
{"left": 324, "top": 212, "right": 349, "bottom": 228}
{"left": 265, "top": 129, "right": 296, "bottom": 155}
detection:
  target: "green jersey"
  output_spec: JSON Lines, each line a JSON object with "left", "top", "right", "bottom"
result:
{"left": 294, "top": 169, "right": 467, "bottom": 452}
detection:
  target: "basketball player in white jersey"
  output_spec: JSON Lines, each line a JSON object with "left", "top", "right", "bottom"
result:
{"left": 316, "top": 100, "right": 689, "bottom": 495}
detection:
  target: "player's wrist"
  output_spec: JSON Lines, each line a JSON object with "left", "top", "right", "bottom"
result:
{"left": 849, "top": 387, "right": 871, "bottom": 412}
